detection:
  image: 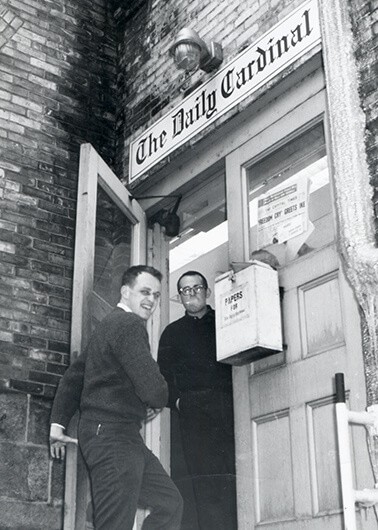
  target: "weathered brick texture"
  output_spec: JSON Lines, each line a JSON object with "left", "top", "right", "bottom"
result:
{"left": 118, "top": 0, "right": 378, "bottom": 211}
{"left": 0, "top": 0, "right": 118, "bottom": 526}
{"left": 0, "top": 0, "right": 118, "bottom": 395}
{"left": 117, "top": 0, "right": 307, "bottom": 183}
{"left": 348, "top": 0, "right": 378, "bottom": 235}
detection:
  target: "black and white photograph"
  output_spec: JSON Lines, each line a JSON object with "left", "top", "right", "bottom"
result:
{"left": 1, "top": 0, "right": 378, "bottom": 528}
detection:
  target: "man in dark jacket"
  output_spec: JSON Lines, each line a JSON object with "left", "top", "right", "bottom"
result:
{"left": 157, "top": 270, "right": 237, "bottom": 530}
{"left": 49, "top": 265, "right": 183, "bottom": 530}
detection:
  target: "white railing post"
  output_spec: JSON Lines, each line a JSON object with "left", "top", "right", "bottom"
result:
{"left": 335, "top": 373, "right": 358, "bottom": 529}
{"left": 335, "top": 373, "right": 378, "bottom": 529}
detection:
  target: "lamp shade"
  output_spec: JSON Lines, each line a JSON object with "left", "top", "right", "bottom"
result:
{"left": 169, "top": 28, "right": 223, "bottom": 73}
{"left": 174, "top": 42, "right": 201, "bottom": 71}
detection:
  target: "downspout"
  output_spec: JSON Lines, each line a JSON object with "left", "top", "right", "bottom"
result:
{"left": 319, "top": 0, "right": 378, "bottom": 497}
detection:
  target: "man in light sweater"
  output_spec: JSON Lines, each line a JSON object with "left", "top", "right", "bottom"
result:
{"left": 49, "top": 265, "right": 183, "bottom": 530}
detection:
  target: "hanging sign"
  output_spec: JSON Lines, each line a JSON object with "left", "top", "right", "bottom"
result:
{"left": 215, "top": 262, "right": 282, "bottom": 365}
{"left": 129, "top": 0, "right": 321, "bottom": 183}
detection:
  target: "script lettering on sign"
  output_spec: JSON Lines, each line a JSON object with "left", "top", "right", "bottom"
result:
{"left": 129, "top": 0, "right": 321, "bottom": 182}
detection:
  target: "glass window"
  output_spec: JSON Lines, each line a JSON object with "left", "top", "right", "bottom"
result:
{"left": 168, "top": 173, "right": 228, "bottom": 321}
{"left": 93, "top": 185, "right": 132, "bottom": 307}
{"left": 247, "top": 122, "right": 333, "bottom": 268}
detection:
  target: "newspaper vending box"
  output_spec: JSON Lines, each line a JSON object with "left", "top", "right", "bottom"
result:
{"left": 214, "top": 260, "right": 283, "bottom": 365}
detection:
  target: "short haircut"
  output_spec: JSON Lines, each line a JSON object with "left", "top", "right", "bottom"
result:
{"left": 177, "top": 270, "right": 208, "bottom": 292}
{"left": 121, "top": 265, "right": 162, "bottom": 287}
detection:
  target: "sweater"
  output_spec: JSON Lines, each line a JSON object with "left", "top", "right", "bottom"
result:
{"left": 157, "top": 307, "right": 232, "bottom": 409}
{"left": 50, "top": 308, "right": 168, "bottom": 428}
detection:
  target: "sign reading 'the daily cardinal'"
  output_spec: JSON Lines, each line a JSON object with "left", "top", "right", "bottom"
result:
{"left": 129, "top": 0, "right": 321, "bottom": 183}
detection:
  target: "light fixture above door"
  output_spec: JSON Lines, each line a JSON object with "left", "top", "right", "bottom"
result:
{"left": 169, "top": 28, "right": 223, "bottom": 73}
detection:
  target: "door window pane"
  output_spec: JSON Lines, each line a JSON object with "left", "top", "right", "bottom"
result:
{"left": 93, "top": 185, "right": 132, "bottom": 308}
{"left": 248, "top": 122, "right": 333, "bottom": 268}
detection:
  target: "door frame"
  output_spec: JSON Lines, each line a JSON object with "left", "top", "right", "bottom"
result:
{"left": 145, "top": 223, "right": 171, "bottom": 472}
{"left": 225, "top": 71, "right": 327, "bottom": 529}
{"left": 64, "top": 143, "right": 147, "bottom": 530}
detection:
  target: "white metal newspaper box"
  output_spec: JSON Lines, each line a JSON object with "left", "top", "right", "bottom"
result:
{"left": 214, "top": 261, "right": 282, "bottom": 365}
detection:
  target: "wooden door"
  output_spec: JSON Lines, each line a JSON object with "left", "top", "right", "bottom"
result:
{"left": 63, "top": 144, "right": 147, "bottom": 529}
{"left": 226, "top": 81, "right": 376, "bottom": 528}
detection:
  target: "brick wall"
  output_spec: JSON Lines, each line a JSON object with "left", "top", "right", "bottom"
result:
{"left": 348, "top": 0, "right": 378, "bottom": 235}
{"left": 0, "top": 0, "right": 118, "bottom": 527}
{"left": 118, "top": 0, "right": 378, "bottom": 209}
{"left": 117, "top": 0, "right": 306, "bottom": 185}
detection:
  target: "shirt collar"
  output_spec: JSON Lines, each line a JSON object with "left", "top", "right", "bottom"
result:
{"left": 117, "top": 302, "right": 132, "bottom": 313}
{"left": 185, "top": 305, "right": 214, "bottom": 320}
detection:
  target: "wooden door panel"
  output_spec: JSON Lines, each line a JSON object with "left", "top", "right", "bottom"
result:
{"left": 250, "top": 346, "right": 348, "bottom": 413}
{"left": 307, "top": 398, "right": 342, "bottom": 514}
{"left": 280, "top": 245, "right": 338, "bottom": 289}
{"left": 252, "top": 400, "right": 343, "bottom": 523}
{"left": 226, "top": 84, "right": 377, "bottom": 528}
{"left": 246, "top": 139, "right": 353, "bottom": 527}
{"left": 252, "top": 410, "right": 295, "bottom": 523}
{"left": 298, "top": 271, "right": 344, "bottom": 356}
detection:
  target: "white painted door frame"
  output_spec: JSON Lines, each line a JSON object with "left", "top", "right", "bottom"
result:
{"left": 64, "top": 143, "right": 147, "bottom": 530}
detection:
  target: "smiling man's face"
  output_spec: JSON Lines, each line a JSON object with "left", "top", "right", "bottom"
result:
{"left": 121, "top": 272, "right": 161, "bottom": 320}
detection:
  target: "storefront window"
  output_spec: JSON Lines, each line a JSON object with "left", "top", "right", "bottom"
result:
{"left": 247, "top": 122, "right": 333, "bottom": 267}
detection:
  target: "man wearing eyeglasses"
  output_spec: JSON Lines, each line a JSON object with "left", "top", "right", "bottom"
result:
{"left": 157, "top": 270, "right": 237, "bottom": 530}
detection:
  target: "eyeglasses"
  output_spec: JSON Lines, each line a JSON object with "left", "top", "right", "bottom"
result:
{"left": 178, "top": 285, "right": 206, "bottom": 296}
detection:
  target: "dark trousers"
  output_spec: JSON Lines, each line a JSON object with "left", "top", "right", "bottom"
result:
{"left": 78, "top": 418, "right": 183, "bottom": 530}
{"left": 178, "top": 390, "right": 238, "bottom": 530}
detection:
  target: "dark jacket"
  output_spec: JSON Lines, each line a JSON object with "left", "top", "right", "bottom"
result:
{"left": 157, "top": 307, "right": 232, "bottom": 409}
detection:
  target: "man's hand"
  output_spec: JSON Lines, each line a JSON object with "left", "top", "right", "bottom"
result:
{"left": 145, "top": 407, "right": 163, "bottom": 422}
{"left": 49, "top": 424, "right": 78, "bottom": 460}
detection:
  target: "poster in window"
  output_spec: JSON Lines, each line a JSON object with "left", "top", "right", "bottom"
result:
{"left": 257, "top": 177, "right": 309, "bottom": 249}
